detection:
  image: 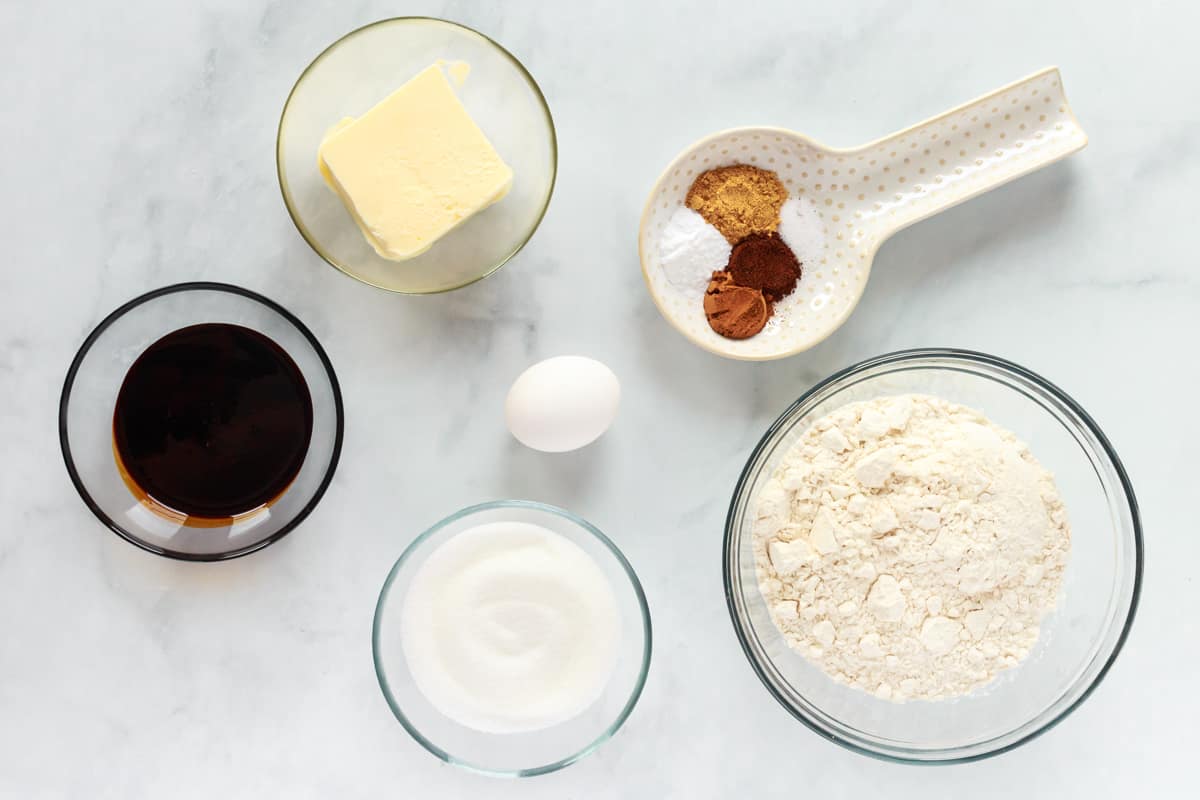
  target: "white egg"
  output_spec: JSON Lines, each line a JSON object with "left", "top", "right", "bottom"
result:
{"left": 505, "top": 356, "right": 620, "bottom": 453}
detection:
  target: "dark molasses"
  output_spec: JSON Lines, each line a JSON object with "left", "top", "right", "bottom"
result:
{"left": 112, "top": 323, "right": 313, "bottom": 521}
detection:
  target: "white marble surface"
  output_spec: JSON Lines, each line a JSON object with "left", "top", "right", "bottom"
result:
{"left": 0, "top": 0, "right": 1193, "bottom": 796}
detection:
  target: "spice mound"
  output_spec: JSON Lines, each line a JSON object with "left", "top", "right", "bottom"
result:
{"left": 703, "top": 272, "right": 770, "bottom": 339}
{"left": 728, "top": 233, "right": 801, "bottom": 301}
{"left": 686, "top": 164, "right": 787, "bottom": 243}
{"left": 751, "top": 394, "right": 1072, "bottom": 703}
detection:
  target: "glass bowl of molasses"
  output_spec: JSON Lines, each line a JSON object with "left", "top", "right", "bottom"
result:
{"left": 59, "top": 282, "right": 344, "bottom": 561}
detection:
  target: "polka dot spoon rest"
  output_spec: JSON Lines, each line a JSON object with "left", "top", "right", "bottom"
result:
{"left": 638, "top": 67, "right": 1088, "bottom": 361}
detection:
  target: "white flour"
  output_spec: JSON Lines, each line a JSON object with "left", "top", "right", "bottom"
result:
{"left": 753, "top": 394, "right": 1070, "bottom": 702}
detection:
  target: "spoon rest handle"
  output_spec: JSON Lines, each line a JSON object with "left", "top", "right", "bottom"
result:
{"left": 853, "top": 67, "right": 1087, "bottom": 239}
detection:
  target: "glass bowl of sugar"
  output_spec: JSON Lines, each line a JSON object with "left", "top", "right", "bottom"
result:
{"left": 724, "top": 349, "right": 1142, "bottom": 763}
{"left": 372, "top": 500, "right": 652, "bottom": 776}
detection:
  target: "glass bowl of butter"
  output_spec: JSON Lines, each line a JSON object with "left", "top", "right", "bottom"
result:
{"left": 278, "top": 17, "right": 557, "bottom": 294}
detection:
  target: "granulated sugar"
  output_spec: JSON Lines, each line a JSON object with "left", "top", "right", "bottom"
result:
{"left": 752, "top": 394, "right": 1071, "bottom": 702}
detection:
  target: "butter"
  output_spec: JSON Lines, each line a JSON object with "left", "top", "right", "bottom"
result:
{"left": 445, "top": 60, "right": 471, "bottom": 87}
{"left": 317, "top": 62, "right": 513, "bottom": 261}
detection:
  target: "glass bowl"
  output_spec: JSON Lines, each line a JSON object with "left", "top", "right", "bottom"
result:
{"left": 59, "top": 283, "right": 344, "bottom": 561}
{"left": 373, "top": 500, "right": 652, "bottom": 776}
{"left": 277, "top": 17, "right": 557, "bottom": 294}
{"left": 724, "top": 349, "right": 1142, "bottom": 763}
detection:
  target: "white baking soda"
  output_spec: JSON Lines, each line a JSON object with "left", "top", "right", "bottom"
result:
{"left": 401, "top": 521, "right": 620, "bottom": 733}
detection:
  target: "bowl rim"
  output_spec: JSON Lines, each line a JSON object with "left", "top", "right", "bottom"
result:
{"left": 276, "top": 16, "right": 559, "bottom": 295}
{"left": 722, "top": 347, "right": 1143, "bottom": 764}
{"left": 58, "top": 281, "right": 345, "bottom": 562}
{"left": 371, "top": 499, "right": 653, "bottom": 777}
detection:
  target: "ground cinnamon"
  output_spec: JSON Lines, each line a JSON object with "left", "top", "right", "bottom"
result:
{"left": 686, "top": 164, "right": 787, "bottom": 244}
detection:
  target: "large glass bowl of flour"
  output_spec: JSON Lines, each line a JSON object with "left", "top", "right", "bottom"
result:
{"left": 724, "top": 349, "right": 1142, "bottom": 763}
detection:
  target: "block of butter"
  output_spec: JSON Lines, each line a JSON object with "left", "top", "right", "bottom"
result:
{"left": 317, "top": 62, "right": 514, "bottom": 261}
